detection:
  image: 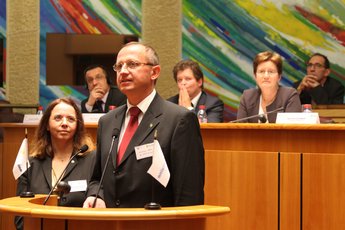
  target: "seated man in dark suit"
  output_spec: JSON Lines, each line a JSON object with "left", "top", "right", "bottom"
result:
{"left": 293, "top": 53, "right": 344, "bottom": 105}
{"left": 168, "top": 60, "right": 224, "bottom": 122}
{"left": 81, "top": 64, "right": 126, "bottom": 113}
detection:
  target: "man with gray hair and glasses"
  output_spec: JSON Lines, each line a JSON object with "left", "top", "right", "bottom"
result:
{"left": 293, "top": 53, "right": 344, "bottom": 105}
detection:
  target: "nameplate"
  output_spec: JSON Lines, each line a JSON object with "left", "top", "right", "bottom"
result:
{"left": 23, "top": 114, "right": 42, "bottom": 124}
{"left": 276, "top": 112, "right": 320, "bottom": 124}
{"left": 82, "top": 113, "right": 105, "bottom": 124}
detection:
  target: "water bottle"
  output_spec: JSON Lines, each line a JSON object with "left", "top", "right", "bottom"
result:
{"left": 302, "top": 104, "right": 312, "bottom": 113}
{"left": 197, "top": 105, "right": 208, "bottom": 123}
{"left": 37, "top": 105, "right": 44, "bottom": 115}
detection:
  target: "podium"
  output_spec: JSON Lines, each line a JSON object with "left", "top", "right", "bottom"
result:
{"left": 0, "top": 195, "right": 230, "bottom": 230}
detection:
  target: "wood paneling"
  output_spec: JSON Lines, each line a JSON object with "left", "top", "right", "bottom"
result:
{"left": 1, "top": 123, "right": 345, "bottom": 230}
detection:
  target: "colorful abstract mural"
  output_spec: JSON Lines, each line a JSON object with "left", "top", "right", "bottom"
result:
{"left": 1, "top": 0, "right": 345, "bottom": 121}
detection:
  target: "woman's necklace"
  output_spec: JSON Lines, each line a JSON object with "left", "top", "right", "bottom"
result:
{"left": 52, "top": 155, "right": 70, "bottom": 186}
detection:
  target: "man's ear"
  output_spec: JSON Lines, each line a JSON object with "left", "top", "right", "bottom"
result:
{"left": 325, "top": 68, "right": 331, "bottom": 77}
{"left": 151, "top": 65, "right": 161, "bottom": 80}
{"left": 197, "top": 78, "right": 203, "bottom": 88}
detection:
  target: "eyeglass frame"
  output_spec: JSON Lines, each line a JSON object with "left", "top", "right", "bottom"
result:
{"left": 306, "top": 63, "right": 326, "bottom": 69}
{"left": 256, "top": 70, "right": 278, "bottom": 76}
{"left": 113, "top": 60, "right": 155, "bottom": 72}
{"left": 85, "top": 74, "right": 106, "bottom": 85}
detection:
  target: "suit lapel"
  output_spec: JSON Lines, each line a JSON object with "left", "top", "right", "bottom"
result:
{"left": 42, "top": 157, "right": 53, "bottom": 190}
{"left": 248, "top": 90, "right": 261, "bottom": 121}
{"left": 62, "top": 156, "right": 78, "bottom": 180}
{"left": 105, "top": 87, "right": 114, "bottom": 112}
{"left": 195, "top": 91, "right": 207, "bottom": 113}
{"left": 118, "top": 95, "right": 163, "bottom": 166}
{"left": 110, "top": 106, "right": 127, "bottom": 169}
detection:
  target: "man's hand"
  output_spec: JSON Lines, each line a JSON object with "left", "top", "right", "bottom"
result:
{"left": 297, "top": 75, "right": 320, "bottom": 93}
{"left": 86, "top": 87, "right": 106, "bottom": 106}
{"left": 178, "top": 86, "right": 192, "bottom": 108}
{"left": 83, "top": 196, "right": 106, "bottom": 208}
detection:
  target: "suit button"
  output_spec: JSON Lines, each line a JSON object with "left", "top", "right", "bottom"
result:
{"left": 115, "top": 200, "right": 120, "bottom": 206}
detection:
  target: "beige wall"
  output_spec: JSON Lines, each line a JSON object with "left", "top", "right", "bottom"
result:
{"left": 6, "top": 0, "right": 39, "bottom": 112}
{"left": 142, "top": 0, "right": 181, "bottom": 99}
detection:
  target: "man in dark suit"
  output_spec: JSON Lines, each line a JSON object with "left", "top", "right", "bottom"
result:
{"left": 83, "top": 42, "right": 204, "bottom": 208}
{"left": 293, "top": 53, "right": 344, "bottom": 105}
{"left": 81, "top": 64, "right": 126, "bottom": 113}
{"left": 168, "top": 60, "right": 224, "bottom": 122}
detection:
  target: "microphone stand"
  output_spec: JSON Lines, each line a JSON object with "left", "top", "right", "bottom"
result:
{"left": 43, "top": 145, "right": 88, "bottom": 205}
{"left": 92, "top": 129, "right": 119, "bottom": 208}
{"left": 144, "top": 130, "right": 161, "bottom": 210}
{"left": 20, "top": 128, "right": 34, "bottom": 198}
{"left": 230, "top": 107, "right": 284, "bottom": 123}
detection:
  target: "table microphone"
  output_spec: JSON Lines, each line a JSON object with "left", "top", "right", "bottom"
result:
{"left": 56, "top": 181, "right": 71, "bottom": 206}
{"left": 92, "top": 128, "right": 120, "bottom": 208}
{"left": 43, "top": 144, "right": 89, "bottom": 205}
{"left": 230, "top": 107, "right": 284, "bottom": 123}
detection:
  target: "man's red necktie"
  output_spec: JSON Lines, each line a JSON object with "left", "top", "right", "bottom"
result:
{"left": 117, "top": 107, "right": 141, "bottom": 165}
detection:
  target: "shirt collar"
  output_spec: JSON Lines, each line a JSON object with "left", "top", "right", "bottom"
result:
{"left": 191, "top": 91, "right": 202, "bottom": 107}
{"left": 126, "top": 89, "right": 156, "bottom": 114}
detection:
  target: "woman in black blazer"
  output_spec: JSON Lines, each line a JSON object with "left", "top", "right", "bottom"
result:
{"left": 15, "top": 98, "right": 95, "bottom": 230}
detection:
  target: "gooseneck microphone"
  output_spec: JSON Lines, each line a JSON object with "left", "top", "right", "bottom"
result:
{"left": 56, "top": 181, "right": 71, "bottom": 206}
{"left": 230, "top": 107, "right": 284, "bottom": 123}
{"left": 43, "top": 144, "right": 89, "bottom": 205}
{"left": 92, "top": 128, "right": 120, "bottom": 208}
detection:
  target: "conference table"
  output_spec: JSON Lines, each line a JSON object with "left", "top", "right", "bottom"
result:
{"left": 1, "top": 123, "right": 345, "bottom": 230}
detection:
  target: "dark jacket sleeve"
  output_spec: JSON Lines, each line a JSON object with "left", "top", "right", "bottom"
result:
{"left": 170, "top": 111, "right": 205, "bottom": 205}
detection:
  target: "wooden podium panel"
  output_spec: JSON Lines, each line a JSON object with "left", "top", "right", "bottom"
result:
{"left": 2, "top": 123, "right": 345, "bottom": 230}
{"left": 303, "top": 153, "right": 345, "bottom": 230}
{"left": 205, "top": 150, "right": 278, "bottom": 230}
{"left": 0, "top": 196, "right": 229, "bottom": 230}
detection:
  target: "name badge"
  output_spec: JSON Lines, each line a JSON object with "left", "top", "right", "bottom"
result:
{"left": 68, "top": 180, "right": 87, "bottom": 192}
{"left": 82, "top": 113, "right": 105, "bottom": 124}
{"left": 23, "top": 114, "right": 42, "bottom": 124}
{"left": 276, "top": 112, "right": 320, "bottom": 124}
{"left": 135, "top": 143, "right": 154, "bottom": 160}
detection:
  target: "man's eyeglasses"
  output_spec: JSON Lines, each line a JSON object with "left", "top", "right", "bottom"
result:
{"left": 113, "top": 61, "right": 154, "bottom": 72}
{"left": 256, "top": 70, "right": 278, "bottom": 76}
{"left": 86, "top": 75, "right": 105, "bottom": 84}
{"left": 307, "top": 63, "right": 325, "bottom": 69}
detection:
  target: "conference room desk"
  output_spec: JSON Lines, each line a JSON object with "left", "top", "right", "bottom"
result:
{"left": 1, "top": 123, "right": 345, "bottom": 230}
{"left": 201, "top": 123, "right": 345, "bottom": 230}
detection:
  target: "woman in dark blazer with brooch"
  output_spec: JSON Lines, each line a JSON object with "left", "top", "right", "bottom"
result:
{"left": 15, "top": 98, "right": 95, "bottom": 230}
{"left": 236, "top": 51, "right": 301, "bottom": 123}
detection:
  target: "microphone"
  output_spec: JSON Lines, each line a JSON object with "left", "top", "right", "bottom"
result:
{"left": 43, "top": 144, "right": 89, "bottom": 205}
{"left": 258, "top": 114, "right": 267, "bottom": 123}
{"left": 56, "top": 181, "right": 71, "bottom": 206}
{"left": 92, "top": 128, "right": 120, "bottom": 208}
{"left": 230, "top": 107, "right": 284, "bottom": 123}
